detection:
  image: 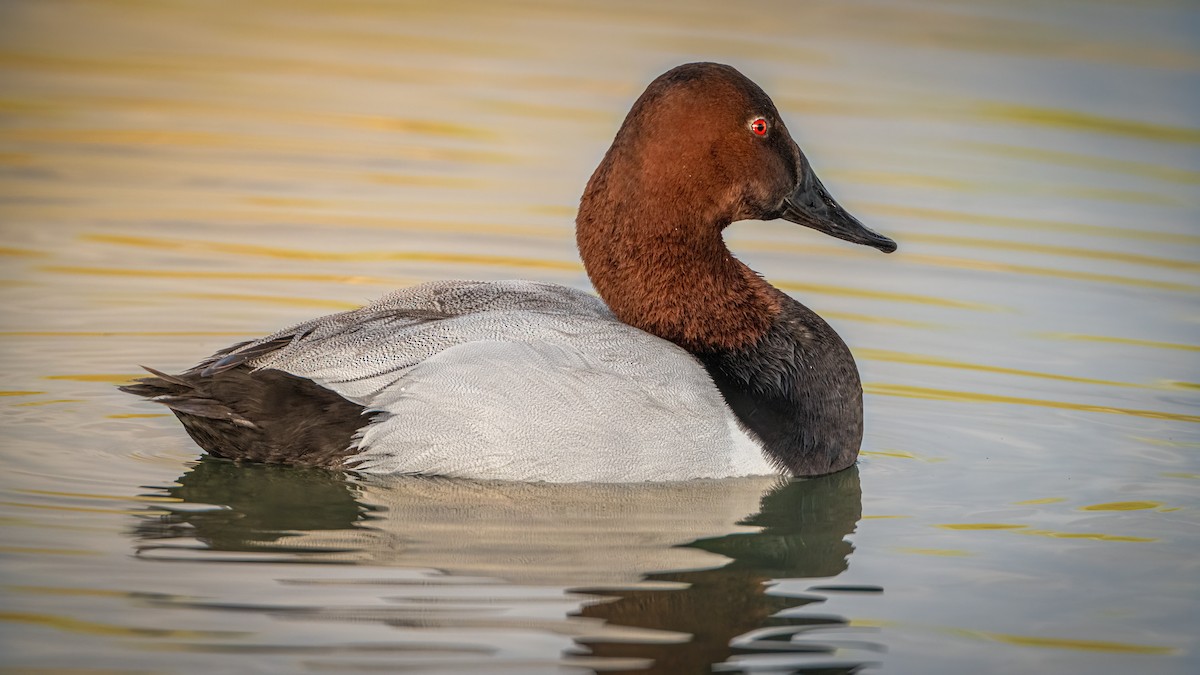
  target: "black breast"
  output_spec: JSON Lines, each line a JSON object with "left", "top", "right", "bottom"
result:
{"left": 696, "top": 297, "right": 864, "bottom": 476}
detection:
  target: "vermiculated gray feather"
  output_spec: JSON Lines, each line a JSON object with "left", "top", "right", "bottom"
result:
{"left": 207, "top": 281, "right": 770, "bottom": 481}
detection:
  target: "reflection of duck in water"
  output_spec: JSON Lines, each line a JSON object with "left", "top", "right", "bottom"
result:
{"left": 121, "top": 61, "right": 895, "bottom": 482}
{"left": 137, "top": 459, "right": 781, "bottom": 584}
{"left": 133, "top": 461, "right": 375, "bottom": 556}
{"left": 135, "top": 461, "right": 868, "bottom": 671}
{"left": 576, "top": 466, "right": 866, "bottom": 673}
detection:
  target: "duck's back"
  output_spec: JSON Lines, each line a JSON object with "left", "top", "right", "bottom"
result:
{"left": 128, "top": 280, "right": 773, "bottom": 481}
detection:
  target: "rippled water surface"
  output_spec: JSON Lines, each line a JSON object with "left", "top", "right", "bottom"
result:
{"left": 1, "top": 0, "right": 1197, "bottom": 673}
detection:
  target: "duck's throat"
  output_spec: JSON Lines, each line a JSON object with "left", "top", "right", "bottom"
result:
{"left": 578, "top": 218, "right": 780, "bottom": 353}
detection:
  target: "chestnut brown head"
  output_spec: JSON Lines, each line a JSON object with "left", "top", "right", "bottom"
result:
{"left": 586, "top": 62, "right": 895, "bottom": 252}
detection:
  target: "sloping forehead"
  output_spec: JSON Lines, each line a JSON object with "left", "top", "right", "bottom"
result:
{"left": 632, "top": 64, "right": 780, "bottom": 130}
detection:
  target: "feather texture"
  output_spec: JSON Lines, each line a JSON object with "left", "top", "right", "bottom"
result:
{"left": 206, "top": 280, "right": 773, "bottom": 480}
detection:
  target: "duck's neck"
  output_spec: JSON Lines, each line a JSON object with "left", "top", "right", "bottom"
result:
{"left": 576, "top": 174, "right": 780, "bottom": 353}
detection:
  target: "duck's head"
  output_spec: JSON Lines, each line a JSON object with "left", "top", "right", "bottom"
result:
{"left": 579, "top": 62, "right": 896, "bottom": 254}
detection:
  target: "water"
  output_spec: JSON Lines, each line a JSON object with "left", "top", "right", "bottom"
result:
{"left": 1, "top": 0, "right": 1197, "bottom": 672}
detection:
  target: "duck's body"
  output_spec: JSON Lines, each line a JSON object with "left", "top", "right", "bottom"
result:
{"left": 121, "top": 63, "right": 896, "bottom": 482}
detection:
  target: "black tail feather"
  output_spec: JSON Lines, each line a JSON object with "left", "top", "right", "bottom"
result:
{"left": 118, "top": 365, "right": 367, "bottom": 469}
{"left": 139, "top": 365, "right": 195, "bottom": 388}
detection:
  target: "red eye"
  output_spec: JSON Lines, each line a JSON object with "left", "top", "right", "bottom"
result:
{"left": 750, "top": 118, "right": 768, "bottom": 136}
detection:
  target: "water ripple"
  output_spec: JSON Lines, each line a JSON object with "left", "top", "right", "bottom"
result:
{"left": 865, "top": 383, "right": 1200, "bottom": 423}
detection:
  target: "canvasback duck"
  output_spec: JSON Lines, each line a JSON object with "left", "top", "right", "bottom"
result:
{"left": 121, "top": 62, "right": 896, "bottom": 482}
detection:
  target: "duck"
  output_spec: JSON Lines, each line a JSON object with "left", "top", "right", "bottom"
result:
{"left": 120, "top": 62, "right": 896, "bottom": 482}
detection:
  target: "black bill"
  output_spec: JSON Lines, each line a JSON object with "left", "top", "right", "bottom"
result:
{"left": 779, "top": 164, "right": 897, "bottom": 254}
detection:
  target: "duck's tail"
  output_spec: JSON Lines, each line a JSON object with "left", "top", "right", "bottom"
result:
{"left": 121, "top": 366, "right": 259, "bottom": 427}
{"left": 119, "top": 365, "right": 368, "bottom": 469}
